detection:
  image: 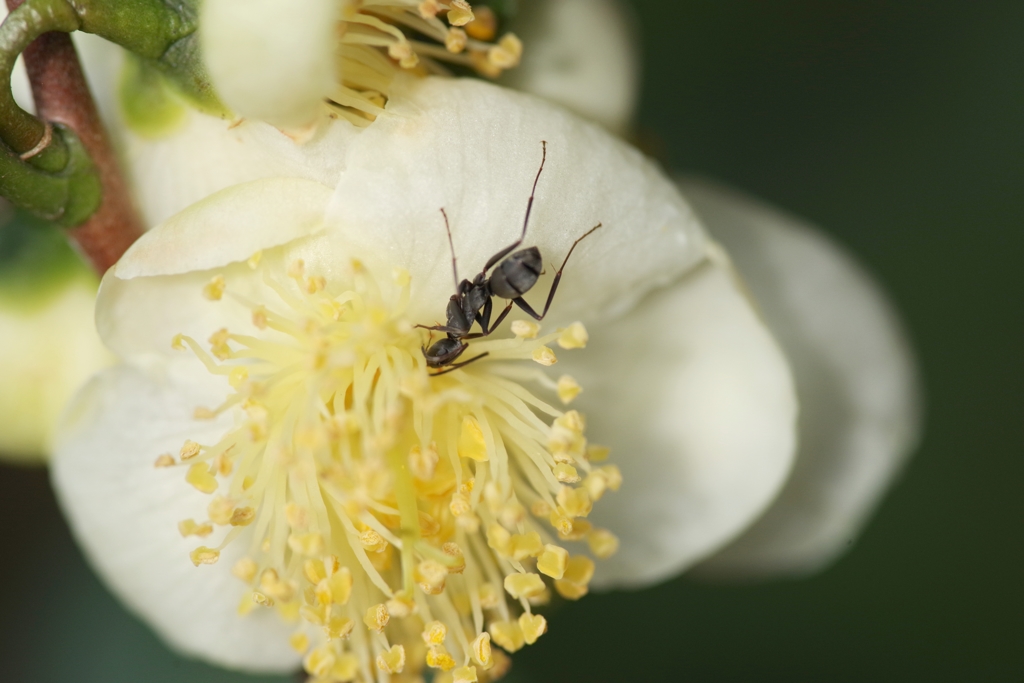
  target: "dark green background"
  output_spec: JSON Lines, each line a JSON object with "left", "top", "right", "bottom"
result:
{"left": 1, "top": 1, "right": 1021, "bottom": 681}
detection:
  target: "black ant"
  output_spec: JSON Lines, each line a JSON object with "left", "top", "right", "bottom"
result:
{"left": 420, "top": 141, "right": 602, "bottom": 375}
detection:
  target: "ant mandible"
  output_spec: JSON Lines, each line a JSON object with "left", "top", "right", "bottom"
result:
{"left": 420, "top": 141, "right": 602, "bottom": 375}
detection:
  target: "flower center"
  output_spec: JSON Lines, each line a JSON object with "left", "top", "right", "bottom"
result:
{"left": 157, "top": 252, "right": 621, "bottom": 681}
{"left": 332, "top": 1, "right": 522, "bottom": 125}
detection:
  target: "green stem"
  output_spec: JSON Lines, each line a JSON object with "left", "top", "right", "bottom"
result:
{"left": 0, "top": 123, "right": 100, "bottom": 227}
{"left": 0, "top": 0, "right": 77, "bottom": 169}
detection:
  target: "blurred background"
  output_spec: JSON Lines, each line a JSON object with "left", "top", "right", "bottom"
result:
{"left": 1, "top": 0, "right": 1021, "bottom": 681}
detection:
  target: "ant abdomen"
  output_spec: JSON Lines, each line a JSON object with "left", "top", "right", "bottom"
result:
{"left": 488, "top": 247, "right": 542, "bottom": 299}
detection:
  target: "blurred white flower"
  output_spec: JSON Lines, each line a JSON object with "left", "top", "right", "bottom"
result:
{"left": 52, "top": 79, "right": 797, "bottom": 678}
{"left": 680, "top": 180, "right": 921, "bottom": 579}
{"left": 0, "top": 205, "right": 112, "bottom": 463}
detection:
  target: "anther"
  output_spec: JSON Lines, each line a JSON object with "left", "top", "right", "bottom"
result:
{"left": 189, "top": 546, "right": 220, "bottom": 566}
{"left": 532, "top": 346, "right": 557, "bottom": 366}
{"left": 519, "top": 612, "right": 547, "bottom": 645}
{"left": 557, "top": 322, "right": 589, "bottom": 349}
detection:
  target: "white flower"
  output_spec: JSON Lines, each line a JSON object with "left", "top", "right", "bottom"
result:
{"left": 502, "top": 0, "right": 640, "bottom": 134}
{"left": 200, "top": 0, "right": 340, "bottom": 129}
{"left": 0, "top": 0, "right": 639, "bottom": 464}
{"left": 51, "top": 78, "right": 797, "bottom": 677}
{"left": 0, "top": 206, "right": 112, "bottom": 462}
{"left": 199, "top": 0, "right": 528, "bottom": 131}
{"left": 681, "top": 179, "right": 921, "bottom": 578}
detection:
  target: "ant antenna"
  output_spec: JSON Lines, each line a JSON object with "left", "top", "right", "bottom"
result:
{"left": 557, "top": 223, "right": 603, "bottom": 273}
{"left": 520, "top": 140, "right": 548, "bottom": 242}
{"left": 481, "top": 141, "right": 550, "bottom": 275}
{"left": 440, "top": 208, "right": 459, "bottom": 293}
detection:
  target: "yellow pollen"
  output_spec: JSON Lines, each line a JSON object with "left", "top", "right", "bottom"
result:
{"left": 471, "top": 632, "right": 492, "bottom": 668}
{"left": 185, "top": 463, "right": 217, "bottom": 494}
{"left": 251, "top": 591, "right": 274, "bottom": 607}
{"left": 488, "top": 620, "right": 525, "bottom": 653}
{"left": 537, "top": 544, "right": 569, "bottom": 580}
{"left": 207, "top": 496, "right": 234, "bottom": 525}
{"left": 419, "top": 1, "right": 440, "bottom": 20}
{"left": 358, "top": 528, "right": 388, "bottom": 553}
{"left": 487, "top": 33, "right": 522, "bottom": 69}
{"left": 588, "top": 528, "right": 621, "bottom": 559}
{"left": 587, "top": 443, "right": 611, "bottom": 462}
{"left": 504, "top": 572, "right": 546, "bottom": 600}
{"left": 511, "top": 319, "right": 540, "bottom": 338}
{"left": 442, "top": 541, "right": 466, "bottom": 573}
{"left": 558, "top": 322, "right": 589, "bottom": 349}
{"left": 457, "top": 415, "right": 488, "bottom": 461}
{"left": 519, "top": 612, "right": 547, "bottom": 645}
{"left": 324, "top": 616, "right": 354, "bottom": 640}
{"left": 554, "top": 556, "right": 595, "bottom": 601}
{"left": 556, "top": 374, "right": 582, "bottom": 404}
{"left": 376, "top": 645, "right": 406, "bottom": 674}
{"left": 154, "top": 453, "right": 175, "bottom": 468}
{"left": 446, "top": 0, "right": 474, "bottom": 25}
{"left": 232, "top": 557, "right": 258, "bottom": 582}
{"left": 289, "top": 632, "right": 309, "bottom": 653}
{"left": 178, "top": 519, "right": 213, "bottom": 538}
{"left": 445, "top": 27, "right": 467, "bottom": 53}
{"left": 203, "top": 275, "right": 226, "bottom": 301}
{"left": 422, "top": 620, "right": 447, "bottom": 645}
{"left": 532, "top": 346, "right": 557, "bottom": 366}
{"left": 167, "top": 257, "right": 619, "bottom": 681}
{"left": 189, "top": 546, "right": 219, "bottom": 566}
{"left": 284, "top": 502, "right": 308, "bottom": 529}
{"left": 364, "top": 603, "right": 390, "bottom": 632}
{"left": 426, "top": 644, "right": 456, "bottom": 671}
{"left": 415, "top": 559, "right": 448, "bottom": 594}
{"left": 553, "top": 462, "right": 580, "bottom": 484}
{"left": 465, "top": 5, "right": 496, "bottom": 40}
{"left": 510, "top": 532, "right": 543, "bottom": 561}
{"left": 179, "top": 440, "right": 201, "bottom": 461}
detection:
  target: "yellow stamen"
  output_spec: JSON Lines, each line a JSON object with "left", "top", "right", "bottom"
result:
{"left": 189, "top": 546, "right": 219, "bottom": 566}
{"left": 167, "top": 256, "right": 618, "bottom": 681}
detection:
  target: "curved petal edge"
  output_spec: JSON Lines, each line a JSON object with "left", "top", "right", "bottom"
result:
{"left": 560, "top": 261, "right": 798, "bottom": 590}
{"left": 682, "top": 178, "right": 923, "bottom": 580}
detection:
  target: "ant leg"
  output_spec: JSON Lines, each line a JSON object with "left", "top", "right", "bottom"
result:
{"left": 475, "top": 296, "right": 493, "bottom": 333}
{"left": 429, "top": 352, "right": 491, "bottom": 377}
{"left": 415, "top": 323, "right": 467, "bottom": 335}
{"left": 482, "top": 141, "right": 549, "bottom": 273}
{"left": 512, "top": 222, "right": 603, "bottom": 321}
{"left": 463, "top": 301, "right": 514, "bottom": 339}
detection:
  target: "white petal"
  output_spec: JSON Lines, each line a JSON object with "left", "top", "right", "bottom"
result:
{"left": 503, "top": 0, "right": 640, "bottom": 133}
{"left": 112, "top": 177, "right": 333, "bottom": 279}
{"left": 123, "top": 111, "right": 358, "bottom": 229}
{"left": 97, "top": 178, "right": 331, "bottom": 362}
{"left": 311, "top": 77, "right": 705, "bottom": 324}
{"left": 681, "top": 179, "right": 922, "bottom": 578}
{"left": 200, "top": 0, "right": 338, "bottom": 128}
{"left": 560, "top": 262, "right": 798, "bottom": 589}
{"left": 51, "top": 365, "right": 299, "bottom": 672}
{"left": 0, "top": 278, "right": 112, "bottom": 462}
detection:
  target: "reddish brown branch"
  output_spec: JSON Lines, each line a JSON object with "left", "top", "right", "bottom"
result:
{"left": 7, "top": 0, "right": 143, "bottom": 273}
